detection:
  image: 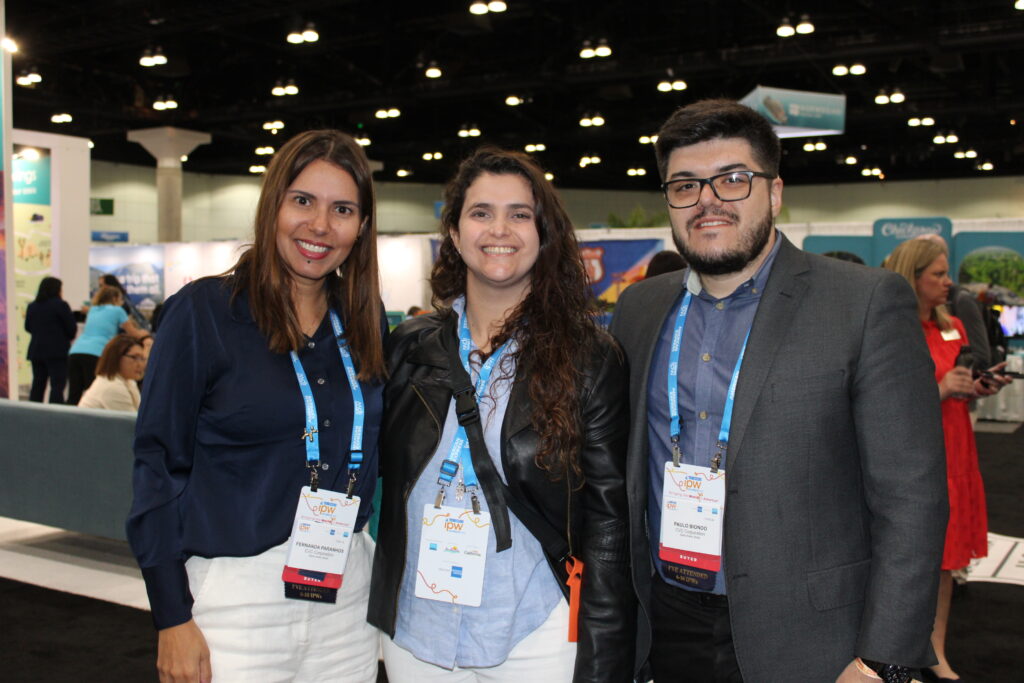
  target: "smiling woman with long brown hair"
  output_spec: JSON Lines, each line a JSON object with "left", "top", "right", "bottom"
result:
{"left": 369, "top": 147, "right": 636, "bottom": 683}
{"left": 127, "top": 129, "right": 385, "bottom": 683}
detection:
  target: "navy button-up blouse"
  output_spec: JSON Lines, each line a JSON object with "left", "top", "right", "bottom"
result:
{"left": 126, "top": 277, "right": 383, "bottom": 629}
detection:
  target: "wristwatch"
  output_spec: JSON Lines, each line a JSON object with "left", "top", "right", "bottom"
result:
{"left": 861, "top": 658, "right": 914, "bottom": 683}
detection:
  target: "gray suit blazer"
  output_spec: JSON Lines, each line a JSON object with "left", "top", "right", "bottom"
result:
{"left": 610, "top": 235, "right": 948, "bottom": 682}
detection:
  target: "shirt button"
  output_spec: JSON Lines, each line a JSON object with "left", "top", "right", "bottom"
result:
{"left": 307, "top": 340, "right": 315, "bottom": 349}
{"left": 715, "top": 302, "right": 724, "bottom": 310}
{"left": 752, "top": 287, "right": 759, "bottom": 294}
{"left": 317, "top": 377, "right": 326, "bottom": 385}
{"left": 323, "top": 419, "right": 331, "bottom": 428}
{"left": 699, "top": 411, "right": 708, "bottom": 420}
{"left": 701, "top": 353, "right": 711, "bottom": 362}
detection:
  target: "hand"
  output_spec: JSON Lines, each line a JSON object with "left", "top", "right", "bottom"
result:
{"left": 835, "top": 659, "right": 879, "bottom": 682}
{"left": 938, "top": 365, "right": 974, "bottom": 400}
{"left": 157, "top": 619, "right": 212, "bottom": 683}
{"left": 974, "top": 361, "right": 1013, "bottom": 396}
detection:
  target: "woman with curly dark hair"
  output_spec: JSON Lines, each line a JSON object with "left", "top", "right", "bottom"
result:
{"left": 369, "top": 147, "right": 636, "bottom": 682}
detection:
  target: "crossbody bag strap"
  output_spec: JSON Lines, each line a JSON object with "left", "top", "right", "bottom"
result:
{"left": 445, "top": 337, "right": 513, "bottom": 552}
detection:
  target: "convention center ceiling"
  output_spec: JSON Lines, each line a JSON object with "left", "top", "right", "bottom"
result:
{"left": 6, "top": 0, "right": 1024, "bottom": 189}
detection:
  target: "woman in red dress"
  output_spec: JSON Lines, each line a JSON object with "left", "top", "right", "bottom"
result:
{"left": 885, "top": 238, "right": 1009, "bottom": 681}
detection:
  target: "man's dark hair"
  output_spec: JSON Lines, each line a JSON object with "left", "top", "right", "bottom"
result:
{"left": 654, "top": 98, "right": 781, "bottom": 180}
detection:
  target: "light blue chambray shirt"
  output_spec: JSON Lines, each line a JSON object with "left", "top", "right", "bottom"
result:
{"left": 647, "top": 233, "right": 782, "bottom": 595}
{"left": 392, "top": 297, "right": 562, "bottom": 669}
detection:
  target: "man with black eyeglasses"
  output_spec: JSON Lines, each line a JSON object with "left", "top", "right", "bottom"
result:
{"left": 610, "top": 99, "right": 947, "bottom": 683}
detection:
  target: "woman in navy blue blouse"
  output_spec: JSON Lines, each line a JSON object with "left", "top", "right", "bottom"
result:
{"left": 127, "top": 130, "right": 386, "bottom": 682}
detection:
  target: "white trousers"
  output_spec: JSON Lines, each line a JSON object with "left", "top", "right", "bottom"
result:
{"left": 380, "top": 598, "right": 577, "bottom": 683}
{"left": 186, "top": 532, "right": 377, "bottom": 682}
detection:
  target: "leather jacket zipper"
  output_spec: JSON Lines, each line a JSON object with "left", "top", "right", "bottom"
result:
{"left": 392, "top": 381, "right": 444, "bottom": 629}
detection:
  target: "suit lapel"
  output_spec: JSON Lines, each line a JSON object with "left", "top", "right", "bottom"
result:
{"left": 726, "top": 236, "right": 810, "bottom": 464}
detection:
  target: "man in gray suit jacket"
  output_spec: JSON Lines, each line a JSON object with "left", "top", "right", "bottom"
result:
{"left": 610, "top": 100, "right": 947, "bottom": 683}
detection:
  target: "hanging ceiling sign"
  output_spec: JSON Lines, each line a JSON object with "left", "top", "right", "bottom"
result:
{"left": 740, "top": 86, "right": 846, "bottom": 138}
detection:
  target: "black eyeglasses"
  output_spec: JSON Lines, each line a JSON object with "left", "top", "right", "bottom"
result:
{"left": 661, "top": 170, "right": 776, "bottom": 209}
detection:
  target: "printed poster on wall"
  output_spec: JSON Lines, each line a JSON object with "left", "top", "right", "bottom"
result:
{"left": 580, "top": 239, "right": 664, "bottom": 304}
{"left": 12, "top": 146, "right": 53, "bottom": 389}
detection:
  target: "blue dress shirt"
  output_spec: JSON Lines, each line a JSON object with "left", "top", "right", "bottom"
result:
{"left": 126, "top": 277, "right": 383, "bottom": 629}
{"left": 646, "top": 235, "right": 781, "bottom": 594}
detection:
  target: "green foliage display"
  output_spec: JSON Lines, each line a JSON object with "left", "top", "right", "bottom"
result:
{"left": 606, "top": 204, "right": 668, "bottom": 228}
{"left": 959, "top": 247, "right": 1024, "bottom": 297}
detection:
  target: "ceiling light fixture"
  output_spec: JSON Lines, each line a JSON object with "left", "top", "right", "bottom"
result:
{"left": 579, "top": 113, "right": 605, "bottom": 127}
{"left": 505, "top": 95, "right": 522, "bottom": 106}
{"left": 396, "top": 168, "right": 411, "bottom": 178}
{"left": 180, "top": 155, "right": 188, "bottom": 162}
{"left": 907, "top": 117, "right": 921, "bottom": 127}
{"left": 3, "top": 37, "right": 19, "bottom": 53}
{"left": 424, "top": 61, "right": 442, "bottom": 79}
{"left": 421, "top": 151, "right": 443, "bottom": 160}
{"left": 524, "top": 143, "right": 546, "bottom": 152}
{"left": 965, "top": 148, "right": 978, "bottom": 158}
{"left": 954, "top": 150, "right": 966, "bottom": 159}
{"left": 579, "top": 40, "right": 595, "bottom": 59}
{"left": 255, "top": 146, "right": 274, "bottom": 155}
{"left": 272, "top": 80, "right": 286, "bottom": 97}
{"left": 469, "top": 1, "right": 489, "bottom": 14}
{"left": 262, "top": 120, "right": 285, "bottom": 133}
{"left": 875, "top": 91, "right": 890, "bottom": 105}
{"left": 795, "top": 14, "right": 815, "bottom": 34}
{"left": 845, "top": 155, "right": 858, "bottom": 165}
{"left": 287, "top": 28, "right": 304, "bottom": 44}
{"left": 626, "top": 167, "right": 647, "bottom": 176}
{"left": 376, "top": 108, "right": 400, "bottom": 118}
{"left": 50, "top": 113, "right": 73, "bottom": 123}
{"left": 776, "top": 18, "right": 795, "bottom": 38}
{"left": 945, "top": 132, "right": 959, "bottom": 143}
{"left": 978, "top": 161, "right": 994, "bottom": 171}
{"left": 249, "top": 165, "right": 267, "bottom": 174}
{"left": 284, "top": 79, "right": 299, "bottom": 95}
{"left": 579, "top": 154, "right": 602, "bottom": 167}
{"left": 933, "top": 133, "right": 946, "bottom": 144}
{"left": 832, "top": 64, "right": 849, "bottom": 76}
{"left": 152, "top": 47, "right": 167, "bottom": 65}
{"left": 849, "top": 63, "right": 867, "bottom": 75}
{"left": 889, "top": 88, "right": 905, "bottom": 104}
{"left": 594, "top": 38, "right": 612, "bottom": 57}
{"left": 921, "top": 116, "right": 935, "bottom": 126}
{"left": 354, "top": 136, "right": 371, "bottom": 146}
{"left": 302, "top": 22, "right": 319, "bottom": 42}
{"left": 544, "top": 172, "right": 554, "bottom": 181}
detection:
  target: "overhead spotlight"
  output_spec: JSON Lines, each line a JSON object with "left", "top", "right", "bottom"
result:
{"left": 658, "top": 79, "right": 686, "bottom": 91}
{"left": 354, "top": 136, "right": 371, "bottom": 146}
{"left": 424, "top": 61, "right": 442, "bottom": 79}
{"left": 945, "top": 132, "right": 959, "bottom": 143}
{"left": 832, "top": 64, "right": 849, "bottom": 76}
{"left": 255, "top": 146, "right": 275, "bottom": 155}
{"left": 544, "top": 172, "right": 554, "bottom": 181}
{"left": 933, "top": 133, "right": 946, "bottom": 144}
{"left": 638, "top": 135, "right": 652, "bottom": 144}
{"left": 387, "top": 107, "right": 401, "bottom": 117}
{"left": 421, "top": 151, "right": 443, "bottom": 160}
{"left": 272, "top": 80, "right": 287, "bottom": 97}
{"left": 907, "top": 117, "right": 921, "bottom": 127}
{"left": 262, "top": 120, "right": 285, "bottom": 131}
{"left": 284, "top": 79, "right": 299, "bottom": 95}
{"left": 249, "top": 165, "right": 267, "bottom": 174}
{"left": 140, "top": 48, "right": 155, "bottom": 67}
{"left": 396, "top": 168, "right": 411, "bottom": 178}
{"left": 152, "top": 46, "right": 167, "bottom": 65}
{"left": 157, "top": 95, "right": 178, "bottom": 110}
{"left": 28, "top": 67, "right": 42, "bottom": 84}
{"left": 579, "top": 40, "right": 596, "bottom": 59}
{"left": 845, "top": 155, "right": 858, "bottom": 165}
{"left": 579, "top": 113, "right": 605, "bottom": 127}
{"left": 795, "top": 14, "right": 814, "bottom": 34}
{"left": 1017, "top": 0, "right": 1024, "bottom": 10}
{"left": 287, "top": 28, "right": 305, "bottom": 44}
{"left": 889, "top": 88, "right": 905, "bottom": 103}
{"left": 874, "top": 91, "right": 890, "bottom": 105}
{"left": 594, "top": 38, "right": 612, "bottom": 57}
{"left": 50, "top": 113, "right": 73, "bottom": 124}
{"left": 469, "top": 2, "right": 489, "bottom": 15}
{"left": 180, "top": 155, "right": 188, "bottom": 162}
{"left": 803, "top": 141, "right": 815, "bottom": 152}
{"left": 591, "top": 114, "right": 605, "bottom": 126}
{"left": 861, "top": 168, "right": 872, "bottom": 177}
{"left": 488, "top": 1, "right": 508, "bottom": 12}
{"left": 458, "top": 123, "right": 480, "bottom": 137}
{"left": 849, "top": 63, "right": 867, "bottom": 75}
{"left": 505, "top": 95, "right": 523, "bottom": 106}
{"left": 626, "top": 167, "right": 647, "bottom": 176}
{"left": 3, "top": 37, "right": 19, "bottom": 53}
{"left": 15, "top": 72, "right": 32, "bottom": 87}
{"left": 579, "top": 115, "right": 592, "bottom": 127}
{"left": 954, "top": 150, "right": 966, "bottom": 159}
{"left": 978, "top": 161, "right": 994, "bottom": 171}
{"left": 589, "top": 155, "right": 601, "bottom": 164}
{"left": 921, "top": 116, "right": 935, "bottom": 126}
{"left": 815, "top": 140, "right": 826, "bottom": 151}
{"left": 871, "top": 167, "right": 882, "bottom": 176}
{"left": 657, "top": 81, "right": 673, "bottom": 92}
{"left": 776, "top": 18, "right": 795, "bottom": 38}
{"left": 88, "top": 140, "right": 95, "bottom": 149}
{"left": 302, "top": 22, "right": 319, "bottom": 42}
{"left": 524, "top": 143, "right": 546, "bottom": 152}
{"left": 965, "top": 148, "right": 978, "bottom": 158}
{"left": 468, "top": 125, "right": 481, "bottom": 136}
{"left": 153, "top": 98, "right": 167, "bottom": 111}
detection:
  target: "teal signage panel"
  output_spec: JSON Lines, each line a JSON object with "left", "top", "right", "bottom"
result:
{"left": 740, "top": 86, "right": 845, "bottom": 138}
{"left": 872, "top": 217, "right": 952, "bottom": 267}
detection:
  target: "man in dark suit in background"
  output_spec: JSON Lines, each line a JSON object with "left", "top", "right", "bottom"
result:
{"left": 610, "top": 99, "right": 948, "bottom": 682}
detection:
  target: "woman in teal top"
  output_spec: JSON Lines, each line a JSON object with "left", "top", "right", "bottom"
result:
{"left": 67, "top": 284, "right": 143, "bottom": 405}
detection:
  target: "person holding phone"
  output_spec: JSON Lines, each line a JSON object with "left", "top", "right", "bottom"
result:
{"left": 885, "top": 238, "right": 1011, "bottom": 682}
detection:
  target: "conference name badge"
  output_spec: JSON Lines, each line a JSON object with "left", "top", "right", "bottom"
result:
{"left": 415, "top": 504, "right": 490, "bottom": 607}
{"left": 940, "top": 328, "right": 962, "bottom": 341}
{"left": 282, "top": 486, "right": 359, "bottom": 603}
{"left": 659, "top": 462, "right": 726, "bottom": 591}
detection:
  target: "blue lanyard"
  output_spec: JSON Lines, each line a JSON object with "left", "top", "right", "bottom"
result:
{"left": 435, "top": 309, "right": 512, "bottom": 511}
{"left": 667, "top": 291, "right": 750, "bottom": 471}
{"left": 288, "top": 309, "right": 365, "bottom": 495}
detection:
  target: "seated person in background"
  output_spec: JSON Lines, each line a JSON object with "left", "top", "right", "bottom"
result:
{"left": 78, "top": 334, "right": 145, "bottom": 412}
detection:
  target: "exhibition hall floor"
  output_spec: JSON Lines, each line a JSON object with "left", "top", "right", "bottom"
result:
{"left": 1, "top": 422, "right": 1021, "bottom": 681}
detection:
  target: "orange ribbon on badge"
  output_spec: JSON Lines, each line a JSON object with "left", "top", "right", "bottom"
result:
{"left": 565, "top": 556, "right": 584, "bottom": 642}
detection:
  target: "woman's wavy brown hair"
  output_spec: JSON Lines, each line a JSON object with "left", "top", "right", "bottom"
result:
{"left": 431, "top": 146, "right": 599, "bottom": 482}
{"left": 228, "top": 129, "right": 384, "bottom": 380}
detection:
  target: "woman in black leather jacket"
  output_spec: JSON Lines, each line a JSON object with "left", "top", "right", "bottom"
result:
{"left": 368, "top": 147, "right": 635, "bottom": 682}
